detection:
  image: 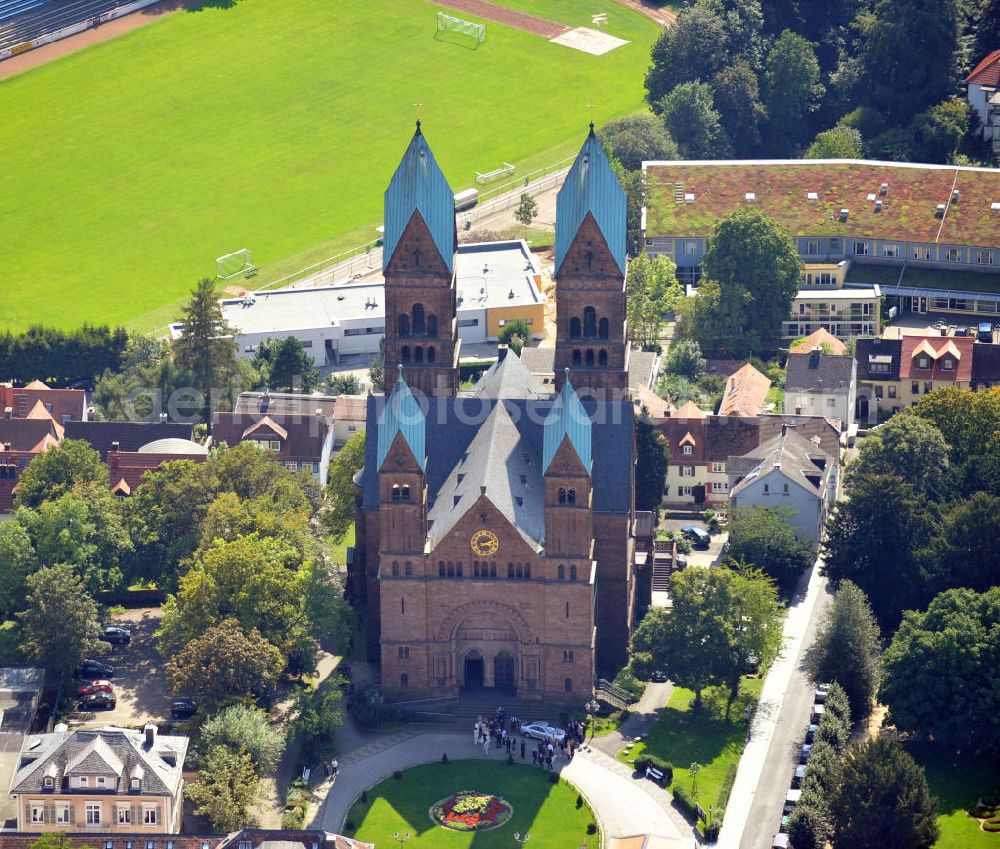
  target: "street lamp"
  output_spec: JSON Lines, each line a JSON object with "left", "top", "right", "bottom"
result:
{"left": 584, "top": 699, "right": 600, "bottom": 745}
{"left": 392, "top": 831, "right": 410, "bottom": 849}
{"left": 514, "top": 832, "right": 531, "bottom": 847}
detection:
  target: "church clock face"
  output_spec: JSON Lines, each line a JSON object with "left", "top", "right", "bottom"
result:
{"left": 470, "top": 529, "right": 500, "bottom": 557}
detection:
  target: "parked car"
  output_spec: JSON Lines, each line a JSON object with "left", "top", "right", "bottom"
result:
{"left": 75, "top": 660, "right": 113, "bottom": 679}
{"left": 784, "top": 788, "right": 802, "bottom": 814}
{"left": 521, "top": 722, "right": 566, "bottom": 742}
{"left": 805, "top": 723, "right": 818, "bottom": 743}
{"left": 77, "top": 680, "right": 114, "bottom": 697}
{"left": 811, "top": 704, "right": 826, "bottom": 723}
{"left": 171, "top": 697, "right": 198, "bottom": 719}
{"left": 792, "top": 764, "right": 807, "bottom": 788}
{"left": 814, "top": 684, "right": 830, "bottom": 703}
{"left": 955, "top": 326, "right": 970, "bottom": 337}
{"left": 680, "top": 524, "right": 710, "bottom": 549}
{"left": 978, "top": 322, "right": 994, "bottom": 342}
{"left": 771, "top": 832, "right": 790, "bottom": 848}
{"left": 100, "top": 626, "right": 131, "bottom": 646}
{"left": 79, "top": 692, "right": 116, "bottom": 711}
{"left": 650, "top": 669, "right": 668, "bottom": 683}
{"left": 799, "top": 743, "right": 813, "bottom": 763}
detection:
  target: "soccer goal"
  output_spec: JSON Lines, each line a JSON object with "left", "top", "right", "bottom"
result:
{"left": 436, "top": 12, "right": 486, "bottom": 46}
{"left": 216, "top": 249, "right": 257, "bottom": 280}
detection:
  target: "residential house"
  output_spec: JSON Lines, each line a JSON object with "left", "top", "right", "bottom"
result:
{"left": 642, "top": 158, "right": 1000, "bottom": 320}
{"left": 0, "top": 829, "right": 371, "bottom": 849}
{"left": 718, "top": 362, "right": 771, "bottom": 417}
{"left": 789, "top": 328, "right": 848, "bottom": 355}
{"left": 108, "top": 440, "right": 209, "bottom": 498}
{"left": 0, "top": 382, "right": 86, "bottom": 424}
{"left": 967, "top": 49, "right": 1000, "bottom": 153}
{"left": 972, "top": 342, "right": 1000, "bottom": 389}
{"left": 63, "top": 422, "right": 195, "bottom": 460}
{"left": 0, "top": 418, "right": 62, "bottom": 512}
{"left": 854, "top": 337, "right": 903, "bottom": 422}
{"left": 757, "top": 414, "right": 841, "bottom": 459}
{"left": 211, "top": 411, "right": 335, "bottom": 484}
{"left": 235, "top": 391, "right": 367, "bottom": 449}
{"left": 10, "top": 724, "right": 187, "bottom": 834}
{"left": 784, "top": 349, "right": 857, "bottom": 429}
{"left": 728, "top": 426, "right": 834, "bottom": 543}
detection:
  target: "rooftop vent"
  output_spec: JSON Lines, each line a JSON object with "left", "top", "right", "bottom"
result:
{"left": 952, "top": 188, "right": 960, "bottom": 203}
{"left": 839, "top": 208, "right": 849, "bottom": 221}
{"left": 880, "top": 182, "right": 889, "bottom": 195}
{"left": 875, "top": 199, "right": 883, "bottom": 212}
{"left": 866, "top": 193, "right": 877, "bottom": 202}
{"left": 936, "top": 203, "right": 946, "bottom": 217}
{"left": 684, "top": 192, "right": 695, "bottom": 203}
{"left": 807, "top": 192, "right": 818, "bottom": 201}
{"left": 992, "top": 202, "right": 1000, "bottom": 211}
{"left": 745, "top": 192, "right": 756, "bottom": 202}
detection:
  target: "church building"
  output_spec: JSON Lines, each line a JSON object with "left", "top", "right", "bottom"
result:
{"left": 351, "top": 123, "right": 636, "bottom": 705}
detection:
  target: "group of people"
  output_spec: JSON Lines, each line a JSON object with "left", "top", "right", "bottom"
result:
{"left": 472, "top": 706, "right": 590, "bottom": 770}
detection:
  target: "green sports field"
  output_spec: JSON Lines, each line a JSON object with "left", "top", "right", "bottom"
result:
{"left": 0, "top": 0, "right": 658, "bottom": 333}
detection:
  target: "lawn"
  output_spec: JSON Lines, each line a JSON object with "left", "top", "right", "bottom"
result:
{"left": 907, "top": 741, "right": 1000, "bottom": 849}
{"left": 328, "top": 523, "right": 355, "bottom": 567}
{"left": 619, "top": 678, "right": 763, "bottom": 817}
{"left": 0, "top": 0, "right": 658, "bottom": 333}
{"left": 344, "top": 760, "right": 598, "bottom": 849}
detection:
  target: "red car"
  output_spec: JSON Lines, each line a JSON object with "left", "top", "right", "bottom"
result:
{"left": 78, "top": 680, "right": 114, "bottom": 696}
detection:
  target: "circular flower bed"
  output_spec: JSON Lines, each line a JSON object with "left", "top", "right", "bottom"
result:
{"left": 430, "top": 790, "right": 513, "bottom": 831}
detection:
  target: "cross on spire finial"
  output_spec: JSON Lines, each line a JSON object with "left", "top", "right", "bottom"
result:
{"left": 414, "top": 102, "right": 423, "bottom": 131}
{"left": 588, "top": 102, "right": 596, "bottom": 131}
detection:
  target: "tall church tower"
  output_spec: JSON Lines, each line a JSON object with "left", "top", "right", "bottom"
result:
{"left": 553, "top": 125, "right": 630, "bottom": 397}
{"left": 382, "top": 122, "right": 460, "bottom": 398}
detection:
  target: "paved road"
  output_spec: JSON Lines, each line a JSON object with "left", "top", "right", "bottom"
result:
{"left": 738, "top": 567, "right": 833, "bottom": 849}
{"left": 717, "top": 556, "right": 832, "bottom": 849}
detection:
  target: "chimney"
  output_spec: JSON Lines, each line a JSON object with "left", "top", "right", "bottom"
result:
{"left": 480, "top": 485, "right": 487, "bottom": 496}
{"left": 110, "top": 441, "right": 120, "bottom": 453}
{"left": 497, "top": 344, "right": 509, "bottom": 362}
{"left": 144, "top": 723, "right": 157, "bottom": 748}
{"left": 2, "top": 442, "right": 10, "bottom": 451}
{"left": 809, "top": 349, "right": 821, "bottom": 369}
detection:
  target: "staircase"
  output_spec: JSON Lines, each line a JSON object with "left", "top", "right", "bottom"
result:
{"left": 595, "top": 679, "right": 635, "bottom": 710}
{"left": 651, "top": 539, "right": 676, "bottom": 593}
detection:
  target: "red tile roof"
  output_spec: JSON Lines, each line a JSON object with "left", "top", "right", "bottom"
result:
{"left": 899, "top": 334, "right": 974, "bottom": 381}
{"left": 644, "top": 160, "right": 1000, "bottom": 248}
{"left": 109, "top": 450, "right": 208, "bottom": 493}
{"left": 966, "top": 49, "right": 1000, "bottom": 86}
{"left": 789, "top": 328, "right": 848, "bottom": 356}
{"left": 0, "top": 383, "right": 85, "bottom": 424}
{"left": 718, "top": 363, "right": 771, "bottom": 417}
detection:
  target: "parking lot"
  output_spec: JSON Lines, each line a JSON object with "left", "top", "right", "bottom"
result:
{"left": 661, "top": 517, "right": 728, "bottom": 568}
{"left": 72, "top": 607, "right": 172, "bottom": 729}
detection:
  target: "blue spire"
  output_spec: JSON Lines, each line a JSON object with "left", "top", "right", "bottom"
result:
{"left": 377, "top": 368, "right": 426, "bottom": 471}
{"left": 543, "top": 372, "right": 592, "bottom": 474}
{"left": 383, "top": 122, "right": 456, "bottom": 273}
{"left": 554, "top": 125, "right": 627, "bottom": 277}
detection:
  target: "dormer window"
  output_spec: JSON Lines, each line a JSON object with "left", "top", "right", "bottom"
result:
{"left": 44, "top": 776, "right": 54, "bottom": 788}
{"left": 942, "top": 357, "right": 955, "bottom": 370}
{"left": 917, "top": 356, "right": 930, "bottom": 369}
{"left": 683, "top": 445, "right": 693, "bottom": 455}
{"left": 131, "top": 777, "right": 141, "bottom": 790}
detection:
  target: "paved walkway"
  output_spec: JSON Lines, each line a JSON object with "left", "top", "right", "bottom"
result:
{"left": 314, "top": 729, "right": 689, "bottom": 842}
{"left": 717, "top": 556, "right": 828, "bottom": 849}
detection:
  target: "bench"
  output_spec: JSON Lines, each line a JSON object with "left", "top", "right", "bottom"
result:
{"left": 645, "top": 765, "right": 665, "bottom": 785}
{"left": 301, "top": 767, "right": 311, "bottom": 782}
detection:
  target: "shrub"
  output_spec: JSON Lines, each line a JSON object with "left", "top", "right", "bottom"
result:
{"left": 281, "top": 807, "right": 305, "bottom": 829}
{"left": 393, "top": 770, "right": 403, "bottom": 780}
{"left": 673, "top": 785, "right": 699, "bottom": 822}
{"left": 576, "top": 794, "right": 584, "bottom": 809}
{"left": 613, "top": 664, "right": 647, "bottom": 701}
{"left": 815, "top": 713, "right": 849, "bottom": 753}
{"left": 702, "top": 821, "right": 720, "bottom": 842}
{"left": 822, "top": 682, "right": 851, "bottom": 726}
{"left": 587, "top": 823, "right": 598, "bottom": 835}
{"left": 344, "top": 820, "right": 355, "bottom": 833}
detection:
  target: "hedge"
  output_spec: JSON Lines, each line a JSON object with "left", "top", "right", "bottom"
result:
{"left": 635, "top": 755, "right": 674, "bottom": 786}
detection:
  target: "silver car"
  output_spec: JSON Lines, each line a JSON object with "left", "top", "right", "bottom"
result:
{"left": 521, "top": 721, "right": 566, "bottom": 742}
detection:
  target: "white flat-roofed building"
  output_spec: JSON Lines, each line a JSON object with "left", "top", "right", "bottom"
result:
{"left": 171, "top": 240, "right": 545, "bottom": 366}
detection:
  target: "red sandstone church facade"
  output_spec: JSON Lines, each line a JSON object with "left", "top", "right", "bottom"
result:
{"left": 351, "top": 124, "right": 636, "bottom": 706}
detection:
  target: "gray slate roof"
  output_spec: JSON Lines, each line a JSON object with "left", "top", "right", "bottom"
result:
{"left": 360, "top": 395, "right": 633, "bottom": 518}
{"left": 474, "top": 352, "right": 549, "bottom": 400}
{"left": 785, "top": 351, "right": 855, "bottom": 393}
{"left": 383, "top": 124, "right": 456, "bottom": 274}
{"left": 555, "top": 127, "right": 627, "bottom": 277}
{"left": 855, "top": 338, "right": 902, "bottom": 381}
{"left": 517, "top": 346, "right": 658, "bottom": 392}
{"left": 64, "top": 421, "right": 195, "bottom": 458}
{"left": 729, "top": 429, "right": 831, "bottom": 498}
{"left": 426, "top": 402, "right": 545, "bottom": 549}
{"left": 11, "top": 726, "right": 187, "bottom": 797}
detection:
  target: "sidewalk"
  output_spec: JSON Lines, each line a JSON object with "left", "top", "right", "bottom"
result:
{"left": 716, "top": 557, "right": 828, "bottom": 849}
{"left": 314, "top": 729, "right": 687, "bottom": 841}
{"left": 590, "top": 680, "right": 673, "bottom": 757}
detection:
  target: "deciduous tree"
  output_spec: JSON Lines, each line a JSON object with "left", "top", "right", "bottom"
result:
{"left": 634, "top": 415, "right": 669, "bottom": 513}
{"left": 657, "top": 82, "right": 733, "bottom": 160}
{"left": 324, "top": 431, "right": 366, "bottom": 545}
{"left": 919, "top": 493, "right": 1000, "bottom": 596}
{"left": 498, "top": 318, "right": 533, "bottom": 355}
{"left": 663, "top": 340, "right": 706, "bottom": 380}
{"left": 645, "top": 6, "right": 731, "bottom": 103}
{"left": 806, "top": 581, "right": 881, "bottom": 718}
{"left": 253, "top": 336, "right": 319, "bottom": 393}
{"left": 849, "top": 411, "right": 953, "bottom": 499}
{"left": 831, "top": 736, "right": 939, "bottom": 849}
{"left": 186, "top": 745, "right": 261, "bottom": 831}
{"left": 166, "top": 619, "right": 283, "bottom": 710}
{"left": 805, "top": 125, "right": 864, "bottom": 158}
{"left": 764, "top": 30, "right": 824, "bottom": 154}
{"left": 726, "top": 506, "right": 814, "bottom": 591}
{"left": 0, "top": 522, "right": 36, "bottom": 618}
{"left": 17, "top": 565, "right": 102, "bottom": 679}
{"left": 13, "top": 439, "right": 107, "bottom": 510}
{"left": 712, "top": 60, "right": 767, "bottom": 156}
{"left": 599, "top": 113, "right": 679, "bottom": 171}
{"left": 514, "top": 193, "right": 538, "bottom": 233}
{"left": 880, "top": 586, "right": 1000, "bottom": 753}
{"left": 626, "top": 253, "right": 681, "bottom": 350}
{"left": 200, "top": 705, "right": 285, "bottom": 775}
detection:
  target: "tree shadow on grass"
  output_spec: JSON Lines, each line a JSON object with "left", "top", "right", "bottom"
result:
{"left": 185, "top": 0, "right": 242, "bottom": 11}
{"left": 342, "top": 760, "right": 595, "bottom": 848}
